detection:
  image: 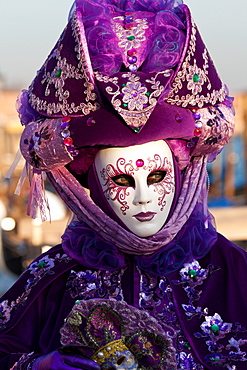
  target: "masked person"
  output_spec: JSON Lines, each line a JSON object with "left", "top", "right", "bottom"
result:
{"left": 1, "top": 0, "right": 246, "bottom": 369}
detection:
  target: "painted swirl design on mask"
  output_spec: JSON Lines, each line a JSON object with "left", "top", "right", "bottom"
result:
{"left": 100, "top": 158, "right": 135, "bottom": 215}
{"left": 145, "top": 154, "right": 175, "bottom": 211}
{"left": 100, "top": 154, "right": 174, "bottom": 215}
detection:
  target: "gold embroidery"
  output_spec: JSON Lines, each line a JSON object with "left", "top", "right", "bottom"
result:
{"left": 29, "top": 11, "right": 99, "bottom": 116}
{"left": 166, "top": 19, "right": 226, "bottom": 108}
{"left": 112, "top": 17, "right": 148, "bottom": 53}
{"left": 95, "top": 70, "right": 171, "bottom": 128}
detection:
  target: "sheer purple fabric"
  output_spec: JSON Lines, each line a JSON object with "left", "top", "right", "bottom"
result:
{"left": 75, "top": 0, "right": 186, "bottom": 75}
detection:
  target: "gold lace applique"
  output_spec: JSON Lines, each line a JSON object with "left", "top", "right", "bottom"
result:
{"left": 112, "top": 16, "right": 148, "bottom": 53}
{"left": 166, "top": 20, "right": 226, "bottom": 108}
{"left": 29, "top": 11, "right": 99, "bottom": 116}
{"left": 95, "top": 70, "right": 171, "bottom": 129}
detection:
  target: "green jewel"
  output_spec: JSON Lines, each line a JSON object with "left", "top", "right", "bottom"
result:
{"left": 145, "top": 92, "right": 151, "bottom": 96}
{"left": 133, "top": 127, "right": 140, "bottom": 133}
{"left": 213, "top": 357, "right": 221, "bottom": 362}
{"left": 184, "top": 342, "right": 191, "bottom": 350}
{"left": 38, "top": 261, "right": 47, "bottom": 268}
{"left": 123, "top": 103, "right": 128, "bottom": 107}
{"left": 55, "top": 69, "right": 62, "bottom": 77}
{"left": 188, "top": 269, "right": 197, "bottom": 277}
{"left": 193, "top": 73, "right": 199, "bottom": 82}
{"left": 75, "top": 300, "right": 81, "bottom": 304}
{"left": 0, "top": 312, "right": 3, "bottom": 317}
{"left": 127, "top": 35, "right": 135, "bottom": 41}
{"left": 122, "top": 83, "right": 126, "bottom": 87}
{"left": 210, "top": 324, "right": 220, "bottom": 333}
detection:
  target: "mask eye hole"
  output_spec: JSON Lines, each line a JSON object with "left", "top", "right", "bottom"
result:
{"left": 111, "top": 174, "right": 135, "bottom": 187}
{"left": 117, "top": 356, "right": 126, "bottom": 365}
{"left": 147, "top": 170, "right": 167, "bottom": 186}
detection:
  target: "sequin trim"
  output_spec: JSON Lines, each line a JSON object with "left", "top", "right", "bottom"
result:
{"left": 139, "top": 270, "right": 204, "bottom": 369}
{"left": 66, "top": 269, "right": 124, "bottom": 301}
{"left": 174, "top": 260, "right": 247, "bottom": 367}
{"left": 166, "top": 20, "right": 226, "bottom": 108}
{"left": 0, "top": 253, "right": 71, "bottom": 330}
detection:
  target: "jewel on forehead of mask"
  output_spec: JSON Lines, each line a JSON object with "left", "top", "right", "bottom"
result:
{"left": 136, "top": 159, "right": 144, "bottom": 167}
{"left": 175, "top": 114, "right": 183, "bottom": 123}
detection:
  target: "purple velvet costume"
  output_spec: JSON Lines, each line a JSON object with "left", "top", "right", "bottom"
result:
{"left": 0, "top": 0, "right": 245, "bottom": 369}
{"left": 1, "top": 224, "right": 247, "bottom": 369}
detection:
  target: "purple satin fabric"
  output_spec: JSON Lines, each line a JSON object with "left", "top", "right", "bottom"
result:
{"left": 61, "top": 203, "right": 217, "bottom": 276}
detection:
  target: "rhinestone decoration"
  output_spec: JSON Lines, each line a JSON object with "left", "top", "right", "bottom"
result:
{"left": 187, "top": 110, "right": 202, "bottom": 148}
{"left": 136, "top": 159, "right": 144, "bottom": 167}
{"left": 123, "top": 10, "right": 138, "bottom": 72}
{"left": 61, "top": 117, "right": 79, "bottom": 157}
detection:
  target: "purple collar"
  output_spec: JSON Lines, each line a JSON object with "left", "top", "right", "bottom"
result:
{"left": 61, "top": 207, "right": 217, "bottom": 276}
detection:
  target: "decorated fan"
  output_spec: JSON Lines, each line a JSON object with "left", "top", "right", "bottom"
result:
{"left": 60, "top": 299, "right": 177, "bottom": 369}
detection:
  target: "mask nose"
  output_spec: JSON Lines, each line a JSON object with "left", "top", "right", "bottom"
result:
{"left": 132, "top": 178, "right": 152, "bottom": 206}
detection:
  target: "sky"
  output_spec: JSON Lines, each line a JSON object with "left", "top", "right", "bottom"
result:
{"left": 0, "top": 0, "right": 246, "bottom": 94}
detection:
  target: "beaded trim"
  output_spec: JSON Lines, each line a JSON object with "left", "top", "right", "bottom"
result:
{"left": 166, "top": 19, "right": 226, "bottom": 108}
{"left": 60, "top": 117, "right": 79, "bottom": 157}
{"left": 112, "top": 14, "right": 148, "bottom": 71}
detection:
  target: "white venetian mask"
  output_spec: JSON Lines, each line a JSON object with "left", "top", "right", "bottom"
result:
{"left": 94, "top": 140, "right": 175, "bottom": 237}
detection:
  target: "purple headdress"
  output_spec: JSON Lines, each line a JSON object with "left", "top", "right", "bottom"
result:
{"left": 15, "top": 0, "right": 234, "bottom": 253}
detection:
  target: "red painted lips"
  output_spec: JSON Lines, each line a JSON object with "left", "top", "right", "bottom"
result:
{"left": 132, "top": 212, "right": 157, "bottom": 222}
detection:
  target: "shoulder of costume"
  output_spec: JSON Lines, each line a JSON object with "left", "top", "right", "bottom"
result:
{"left": 0, "top": 244, "right": 78, "bottom": 333}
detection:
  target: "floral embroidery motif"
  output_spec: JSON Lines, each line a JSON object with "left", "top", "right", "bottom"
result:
{"left": 139, "top": 271, "right": 204, "bottom": 369}
{"left": 95, "top": 70, "right": 171, "bottom": 129}
{"left": 122, "top": 80, "right": 148, "bottom": 110}
{"left": 66, "top": 269, "right": 124, "bottom": 301}
{"left": 166, "top": 20, "right": 226, "bottom": 108}
{"left": 112, "top": 17, "right": 148, "bottom": 53}
{"left": 186, "top": 55, "right": 210, "bottom": 95}
{"left": 174, "top": 260, "right": 247, "bottom": 368}
{"left": 0, "top": 253, "right": 71, "bottom": 330}
{"left": 29, "top": 11, "right": 98, "bottom": 116}
{"left": 179, "top": 352, "right": 203, "bottom": 369}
